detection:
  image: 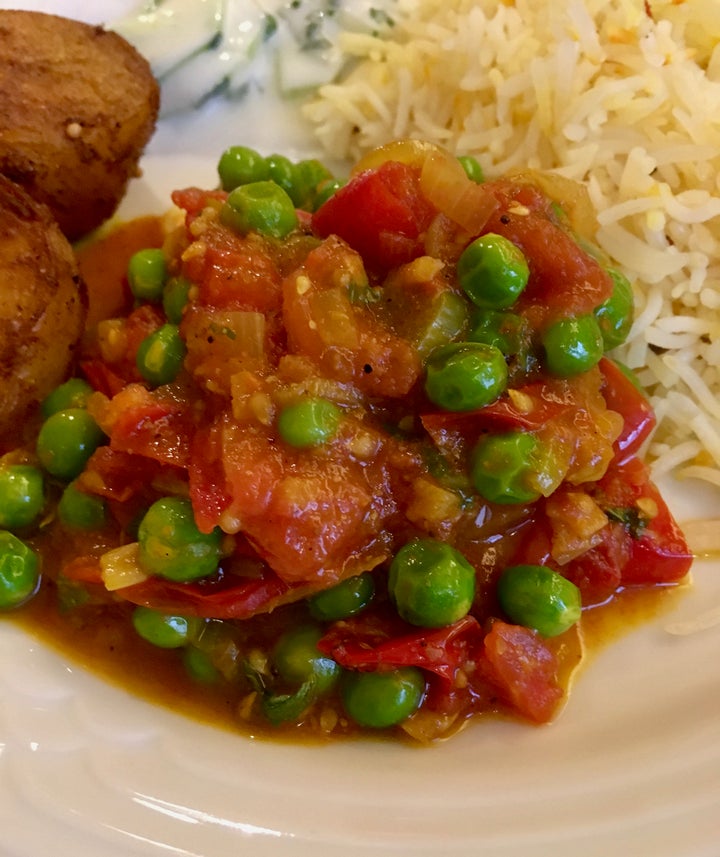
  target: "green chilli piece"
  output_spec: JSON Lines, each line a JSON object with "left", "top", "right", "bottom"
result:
{"left": 58, "top": 481, "right": 106, "bottom": 530}
{"left": 132, "top": 605, "right": 201, "bottom": 648}
{"left": 471, "top": 431, "right": 541, "bottom": 505}
{"left": 36, "top": 408, "right": 106, "bottom": 481}
{"left": 127, "top": 248, "right": 167, "bottom": 303}
{"left": 388, "top": 537, "right": 476, "bottom": 628}
{"left": 218, "top": 144, "right": 270, "bottom": 191}
{"left": 425, "top": 341, "right": 508, "bottom": 412}
{"left": 137, "top": 496, "right": 223, "bottom": 582}
{"left": 594, "top": 268, "right": 634, "bottom": 351}
{"left": 0, "top": 531, "right": 40, "bottom": 610}
{"left": 277, "top": 397, "right": 342, "bottom": 448}
{"left": 136, "top": 323, "right": 187, "bottom": 387}
{"left": 341, "top": 667, "right": 426, "bottom": 729}
{"left": 308, "top": 572, "right": 375, "bottom": 622}
{"left": 542, "top": 313, "right": 604, "bottom": 377}
{"left": 0, "top": 465, "right": 45, "bottom": 530}
{"left": 272, "top": 624, "right": 340, "bottom": 694}
{"left": 497, "top": 564, "right": 582, "bottom": 637}
{"left": 221, "top": 181, "right": 298, "bottom": 239}
{"left": 457, "top": 233, "right": 530, "bottom": 309}
{"left": 457, "top": 154, "right": 484, "bottom": 184}
{"left": 41, "top": 377, "right": 94, "bottom": 418}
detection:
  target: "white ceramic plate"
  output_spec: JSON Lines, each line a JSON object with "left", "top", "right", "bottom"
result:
{"left": 2, "top": 3, "right": 720, "bottom": 855}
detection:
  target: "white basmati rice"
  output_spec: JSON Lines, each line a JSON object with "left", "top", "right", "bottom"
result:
{"left": 303, "top": 0, "right": 720, "bottom": 487}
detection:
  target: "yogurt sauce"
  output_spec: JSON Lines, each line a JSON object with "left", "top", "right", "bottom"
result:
{"left": 110, "top": 0, "right": 400, "bottom": 116}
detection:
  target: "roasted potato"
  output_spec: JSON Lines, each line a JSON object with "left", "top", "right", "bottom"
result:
{"left": 0, "top": 175, "right": 86, "bottom": 452}
{"left": 0, "top": 10, "right": 159, "bottom": 241}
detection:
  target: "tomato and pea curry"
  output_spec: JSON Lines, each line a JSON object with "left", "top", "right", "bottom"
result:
{"left": 0, "top": 140, "right": 692, "bottom": 741}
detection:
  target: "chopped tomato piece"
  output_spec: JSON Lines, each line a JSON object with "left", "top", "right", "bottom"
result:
{"left": 312, "top": 161, "right": 437, "bottom": 273}
{"left": 482, "top": 179, "right": 613, "bottom": 321}
{"left": 480, "top": 620, "right": 563, "bottom": 723}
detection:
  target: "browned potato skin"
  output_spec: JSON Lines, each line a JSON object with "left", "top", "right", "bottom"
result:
{"left": 0, "top": 175, "right": 87, "bottom": 452}
{"left": 0, "top": 10, "right": 159, "bottom": 241}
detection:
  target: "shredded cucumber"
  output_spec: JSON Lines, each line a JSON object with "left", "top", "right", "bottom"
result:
{"left": 110, "top": 0, "right": 399, "bottom": 114}
{"left": 111, "top": 0, "right": 223, "bottom": 79}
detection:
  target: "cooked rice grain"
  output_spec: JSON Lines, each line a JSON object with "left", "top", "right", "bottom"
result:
{"left": 304, "top": 0, "right": 720, "bottom": 487}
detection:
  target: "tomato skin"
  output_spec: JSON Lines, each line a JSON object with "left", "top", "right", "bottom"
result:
{"left": 77, "top": 447, "right": 168, "bottom": 504}
{"left": 118, "top": 566, "right": 298, "bottom": 620}
{"left": 318, "top": 612, "right": 484, "bottom": 682}
{"left": 599, "top": 357, "right": 656, "bottom": 462}
{"left": 311, "top": 161, "right": 436, "bottom": 273}
{"left": 595, "top": 461, "right": 693, "bottom": 586}
{"left": 480, "top": 619, "right": 563, "bottom": 723}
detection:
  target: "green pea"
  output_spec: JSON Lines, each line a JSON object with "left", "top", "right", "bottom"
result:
{"left": 457, "top": 154, "right": 484, "bottom": 183}
{"left": 41, "top": 377, "right": 94, "bottom": 418}
{"left": 308, "top": 572, "right": 375, "bottom": 621}
{"left": 425, "top": 342, "right": 508, "bottom": 412}
{"left": 277, "top": 397, "right": 342, "bottom": 448}
{"left": 36, "top": 408, "right": 105, "bottom": 481}
{"left": 127, "top": 248, "right": 167, "bottom": 303}
{"left": 289, "top": 158, "right": 333, "bottom": 209}
{"left": 388, "top": 538, "right": 476, "bottom": 628}
{"left": 137, "top": 496, "right": 222, "bottom": 582}
{"left": 313, "top": 178, "right": 346, "bottom": 210}
{"left": 218, "top": 144, "right": 270, "bottom": 191}
{"left": 467, "top": 308, "right": 528, "bottom": 356}
{"left": 497, "top": 564, "right": 582, "bottom": 637}
{"left": 162, "top": 276, "right": 191, "bottom": 324}
{"left": 542, "top": 313, "right": 604, "bottom": 377}
{"left": 272, "top": 624, "right": 340, "bottom": 694}
{"left": 457, "top": 233, "right": 530, "bottom": 309}
{"left": 132, "top": 605, "right": 201, "bottom": 648}
{"left": 0, "top": 531, "right": 39, "bottom": 610}
{"left": 57, "top": 481, "right": 106, "bottom": 530}
{"left": 136, "top": 323, "right": 186, "bottom": 387}
{"left": 471, "top": 431, "right": 541, "bottom": 505}
{"left": 183, "top": 645, "right": 221, "bottom": 684}
{"left": 0, "top": 465, "right": 45, "bottom": 530}
{"left": 341, "top": 667, "right": 426, "bottom": 729}
{"left": 221, "top": 181, "right": 298, "bottom": 239}
{"left": 594, "top": 268, "right": 634, "bottom": 351}
{"left": 264, "top": 153, "right": 297, "bottom": 197}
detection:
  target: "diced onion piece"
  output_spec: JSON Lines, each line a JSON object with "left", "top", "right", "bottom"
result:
{"left": 546, "top": 491, "right": 609, "bottom": 565}
{"left": 406, "top": 477, "right": 463, "bottom": 533}
{"left": 100, "top": 542, "right": 149, "bottom": 591}
{"left": 419, "top": 149, "right": 496, "bottom": 235}
{"left": 351, "top": 139, "right": 497, "bottom": 235}
{"left": 351, "top": 139, "right": 442, "bottom": 175}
